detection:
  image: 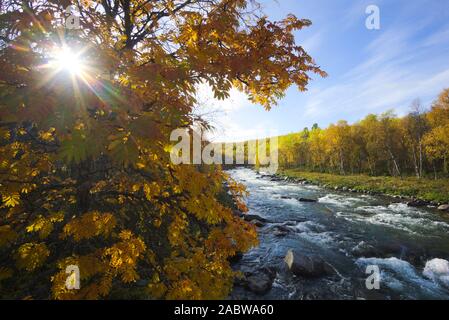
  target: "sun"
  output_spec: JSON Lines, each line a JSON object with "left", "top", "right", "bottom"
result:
{"left": 50, "top": 46, "right": 86, "bottom": 76}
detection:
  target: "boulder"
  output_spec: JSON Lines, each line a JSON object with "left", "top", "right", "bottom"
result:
{"left": 245, "top": 269, "right": 276, "bottom": 295}
{"left": 298, "top": 197, "right": 317, "bottom": 203}
{"left": 438, "top": 204, "right": 449, "bottom": 212}
{"left": 250, "top": 219, "right": 265, "bottom": 227}
{"left": 273, "top": 230, "right": 288, "bottom": 237}
{"left": 284, "top": 250, "right": 334, "bottom": 278}
{"left": 243, "top": 214, "right": 270, "bottom": 223}
{"left": 268, "top": 224, "right": 292, "bottom": 237}
{"left": 407, "top": 199, "right": 427, "bottom": 207}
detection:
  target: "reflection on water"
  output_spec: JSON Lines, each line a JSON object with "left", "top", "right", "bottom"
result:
{"left": 228, "top": 168, "right": 449, "bottom": 300}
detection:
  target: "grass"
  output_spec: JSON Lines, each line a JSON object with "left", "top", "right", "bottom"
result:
{"left": 279, "top": 168, "right": 449, "bottom": 204}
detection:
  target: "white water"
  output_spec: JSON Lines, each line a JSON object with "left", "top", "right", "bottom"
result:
{"left": 229, "top": 168, "right": 449, "bottom": 300}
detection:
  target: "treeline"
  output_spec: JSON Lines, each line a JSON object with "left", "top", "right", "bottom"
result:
{"left": 276, "top": 88, "right": 449, "bottom": 178}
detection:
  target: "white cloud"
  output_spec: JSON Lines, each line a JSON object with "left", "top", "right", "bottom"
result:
{"left": 302, "top": 22, "right": 449, "bottom": 123}
{"left": 423, "top": 25, "right": 449, "bottom": 47}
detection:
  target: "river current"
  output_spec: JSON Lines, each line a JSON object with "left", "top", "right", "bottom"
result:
{"left": 228, "top": 168, "right": 449, "bottom": 300}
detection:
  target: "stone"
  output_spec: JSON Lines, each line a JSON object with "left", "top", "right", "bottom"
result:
{"left": 273, "top": 229, "right": 289, "bottom": 237}
{"left": 245, "top": 269, "right": 276, "bottom": 295}
{"left": 298, "top": 197, "right": 317, "bottom": 203}
{"left": 437, "top": 204, "right": 449, "bottom": 211}
{"left": 243, "top": 214, "right": 270, "bottom": 223}
{"left": 407, "top": 199, "right": 427, "bottom": 207}
{"left": 284, "top": 249, "right": 334, "bottom": 278}
{"left": 250, "top": 219, "right": 265, "bottom": 227}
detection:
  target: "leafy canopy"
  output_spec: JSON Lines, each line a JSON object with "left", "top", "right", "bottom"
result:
{"left": 0, "top": 0, "right": 323, "bottom": 299}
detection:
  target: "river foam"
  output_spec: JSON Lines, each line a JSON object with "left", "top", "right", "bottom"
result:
{"left": 356, "top": 257, "right": 449, "bottom": 298}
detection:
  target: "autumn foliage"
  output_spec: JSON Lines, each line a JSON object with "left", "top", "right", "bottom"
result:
{"left": 276, "top": 89, "right": 449, "bottom": 179}
{"left": 0, "top": 1, "right": 322, "bottom": 299}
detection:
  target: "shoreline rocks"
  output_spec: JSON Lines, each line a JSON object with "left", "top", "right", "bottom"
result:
{"left": 268, "top": 173, "right": 443, "bottom": 211}
{"left": 407, "top": 199, "right": 428, "bottom": 207}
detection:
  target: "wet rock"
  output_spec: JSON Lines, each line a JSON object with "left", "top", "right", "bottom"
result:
{"left": 298, "top": 197, "right": 318, "bottom": 203}
{"left": 280, "top": 196, "right": 292, "bottom": 199}
{"left": 269, "top": 224, "right": 292, "bottom": 237}
{"left": 245, "top": 269, "right": 276, "bottom": 295}
{"left": 242, "top": 214, "right": 270, "bottom": 223}
{"left": 377, "top": 242, "right": 404, "bottom": 256}
{"left": 438, "top": 204, "right": 449, "bottom": 212}
{"left": 250, "top": 219, "right": 265, "bottom": 227}
{"left": 284, "top": 250, "right": 334, "bottom": 278}
{"left": 228, "top": 252, "right": 243, "bottom": 264}
{"left": 275, "top": 225, "right": 292, "bottom": 232}
{"left": 407, "top": 199, "right": 427, "bottom": 207}
{"left": 273, "top": 230, "right": 288, "bottom": 237}
{"left": 342, "top": 187, "right": 349, "bottom": 191}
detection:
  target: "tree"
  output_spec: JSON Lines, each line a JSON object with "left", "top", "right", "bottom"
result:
{"left": 0, "top": 1, "right": 324, "bottom": 299}
{"left": 424, "top": 89, "right": 449, "bottom": 177}
{"left": 402, "top": 99, "right": 428, "bottom": 178}
{"left": 325, "top": 120, "right": 351, "bottom": 174}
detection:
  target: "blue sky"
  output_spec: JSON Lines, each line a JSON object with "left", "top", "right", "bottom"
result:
{"left": 199, "top": 0, "right": 449, "bottom": 142}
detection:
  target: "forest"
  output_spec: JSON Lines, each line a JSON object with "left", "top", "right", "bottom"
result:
{"left": 0, "top": 0, "right": 325, "bottom": 299}
{"left": 276, "top": 89, "right": 449, "bottom": 179}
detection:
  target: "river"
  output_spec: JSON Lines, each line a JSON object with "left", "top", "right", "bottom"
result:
{"left": 228, "top": 168, "right": 449, "bottom": 300}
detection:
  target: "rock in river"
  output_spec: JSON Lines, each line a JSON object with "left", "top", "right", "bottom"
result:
{"left": 244, "top": 268, "right": 276, "bottom": 295}
{"left": 250, "top": 219, "right": 265, "bottom": 227}
{"left": 438, "top": 204, "right": 449, "bottom": 212}
{"left": 284, "top": 249, "right": 334, "bottom": 278}
{"left": 242, "top": 214, "right": 270, "bottom": 223}
{"left": 298, "top": 197, "right": 318, "bottom": 203}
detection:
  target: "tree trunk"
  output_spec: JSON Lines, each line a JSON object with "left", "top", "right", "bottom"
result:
{"left": 418, "top": 141, "right": 423, "bottom": 178}
{"left": 387, "top": 148, "right": 401, "bottom": 177}
{"left": 412, "top": 144, "right": 419, "bottom": 178}
{"left": 339, "top": 149, "right": 345, "bottom": 175}
{"left": 444, "top": 155, "right": 448, "bottom": 175}
{"left": 433, "top": 161, "right": 438, "bottom": 180}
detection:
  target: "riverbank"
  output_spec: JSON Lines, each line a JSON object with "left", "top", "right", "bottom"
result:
{"left": 276, "top": 168, "right": 449, "bottom": 207}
